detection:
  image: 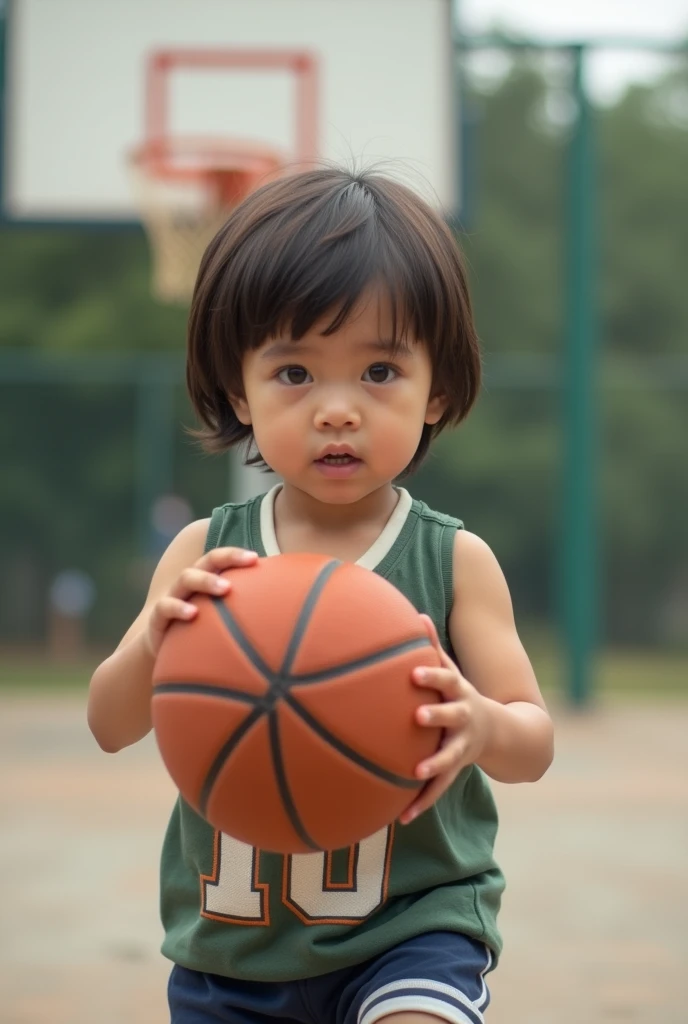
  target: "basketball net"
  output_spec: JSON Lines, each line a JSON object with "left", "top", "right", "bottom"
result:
{"left": 131, "top": 141, "right": 284, "bottom": 303}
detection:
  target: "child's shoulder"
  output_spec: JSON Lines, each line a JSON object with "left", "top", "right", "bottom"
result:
{"left": 452, "top": 530, "right": 505, "bottom": 586}
{"left": 204, "top": 492, "right": 264, "bottom": 554}
{"left": 412, "top": 499, "right": 510, "bottom": 612}
{"left": 411, "top": 497, "right": 502, "bottom": 584}
{"left": 152, "top": 517, "right": 212, "bottom": 579}
{"left": 412, "top": 496, "right": 464, "bottom": 532}
{"left": 450, "top": 530, "right": 515, "bottom": 635}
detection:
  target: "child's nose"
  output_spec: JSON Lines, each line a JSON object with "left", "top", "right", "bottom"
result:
{"left": 313, "top": 391, "right": 361, "bottom": 430}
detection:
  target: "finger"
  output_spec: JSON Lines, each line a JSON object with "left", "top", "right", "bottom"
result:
{"left": 170, "top": 567, "right": 232, "bottom": 600}
{"left": 418, "top": 613, "right": 441, "bottom": 650}
{"left": 413, "top": 666, "right": 463, "bottom": 698}
{"left": 198, "top": 547, "right": 258, "bottom": 572}
{"left": 400, "top": 771, "right": 456, "bottom": 825}
{"left": 416, "top": 700, "right": 469, "bottom": 730}
{"left": 416, "top": 738, "right": 467, "bottom": 782}
{"left": 149, "top": 596, "right": 198, "bottom": 633}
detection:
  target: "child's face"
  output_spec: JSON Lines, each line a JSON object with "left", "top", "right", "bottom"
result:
{"left": 231, "top": 289, "right": 447, "bottom": 504}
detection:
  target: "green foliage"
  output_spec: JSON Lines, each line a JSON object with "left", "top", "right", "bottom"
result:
{"left": 0, "top": 228, "right": 187, "bottom": 351}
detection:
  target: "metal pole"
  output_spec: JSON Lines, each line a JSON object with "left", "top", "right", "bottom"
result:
{"left": 454, "top": 0, "right": 476, "bottom": 229}
{"left": 0, "top": 0, "right": 7, "bottom": 214}
{"left": 229, "top": 450, "right": 278, "bottom": 505}
{"left": 562, "top": 45, "right": 597, "bottom": 705}
{"left": 136, "top": 371, "right": 176, "bottom": 558}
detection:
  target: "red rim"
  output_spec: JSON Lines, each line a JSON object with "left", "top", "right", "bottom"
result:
{"left": 131, "top": 137, "right": 284, "bottom": 183}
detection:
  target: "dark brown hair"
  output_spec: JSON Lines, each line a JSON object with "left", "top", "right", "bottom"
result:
{"left": 186, "top": 167, "right": 481, "bottom": 474}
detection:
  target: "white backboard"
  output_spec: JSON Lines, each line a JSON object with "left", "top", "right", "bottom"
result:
{"left": 2, "top": 0, "right": 457, "bottom": 222}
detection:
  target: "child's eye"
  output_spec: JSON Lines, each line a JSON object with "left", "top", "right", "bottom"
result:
{"left": 363, "top": 363, "right": 397, "bottom": 384}
{"left": 277, "top": 366, "right": 312, "bottom": 385}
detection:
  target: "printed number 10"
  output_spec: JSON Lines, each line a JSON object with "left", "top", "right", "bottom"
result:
{"left": 202, "top": 826, "right": 393, "bottom": 926}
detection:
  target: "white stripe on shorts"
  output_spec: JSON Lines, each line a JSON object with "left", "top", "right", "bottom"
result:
{"left": 358, "top": 979, "right": 485, "bottom": 1024}
{"left": 360, "top": 994, "right": 479, "bottom": 1024}
{"left": 476, "top": 948, "right": 493, "bottom": 1010}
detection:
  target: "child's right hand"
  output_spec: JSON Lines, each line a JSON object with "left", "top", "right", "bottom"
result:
{"left": 144, "top": 546, "right": 258, "bottom": 658}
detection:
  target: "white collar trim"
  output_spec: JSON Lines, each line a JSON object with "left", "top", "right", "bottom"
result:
{"left": 259, "top": 485, "right": 412, "bottom": 570}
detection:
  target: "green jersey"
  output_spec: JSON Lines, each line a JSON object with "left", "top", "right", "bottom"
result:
{"left": 159, "top": 486, "right": 504, "bottom": 981}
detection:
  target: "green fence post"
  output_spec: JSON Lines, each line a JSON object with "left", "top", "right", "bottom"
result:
{"left": 136, "top": 367, "right": 176, "bottom": 558}
{"left": 562, "top": 44, "right": 598, "bottom": 706}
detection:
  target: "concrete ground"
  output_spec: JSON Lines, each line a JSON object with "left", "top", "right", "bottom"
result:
{"left": 1, "top": 694, "right": 686, "bottom": 1024}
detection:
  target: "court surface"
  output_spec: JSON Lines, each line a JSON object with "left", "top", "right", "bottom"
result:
{"left": 1, "top": 693, "right": 686, "bottom": 1023}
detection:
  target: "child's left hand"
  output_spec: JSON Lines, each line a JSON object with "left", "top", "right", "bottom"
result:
{"left": 400, "top": 614, "right": 494, "bottom": 825}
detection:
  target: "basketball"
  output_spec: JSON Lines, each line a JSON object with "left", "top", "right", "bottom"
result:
{"left": 152, "top": 553, "right": 443, "bottom": 853}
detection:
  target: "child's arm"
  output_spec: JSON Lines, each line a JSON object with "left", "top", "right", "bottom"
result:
{"left": 402, "top": 530, "right": 554, "bottom": 823}
{"left": 87, "top": 521, "right": 257, "bottom": 754}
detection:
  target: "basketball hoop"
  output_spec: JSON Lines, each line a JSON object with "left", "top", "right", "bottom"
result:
{"left": 130, "top": 137, "right": 284, "bottom": 303}
{"left": 129, "top": 47, "right": 319, "bottom": 303}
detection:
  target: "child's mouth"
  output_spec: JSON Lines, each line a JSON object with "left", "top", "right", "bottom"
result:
{"left": 317, "top": 454, "right": 359, "bottom": 465}
{"left": 314, "top": 454, "right": 362, "bottom": 477}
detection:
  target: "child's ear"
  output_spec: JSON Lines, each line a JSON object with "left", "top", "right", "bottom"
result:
{"left": 229, "top": 394, "right": 252, "bottom": 426}
{"left": 425, "top": 393, "right": 448, "bottom": 425}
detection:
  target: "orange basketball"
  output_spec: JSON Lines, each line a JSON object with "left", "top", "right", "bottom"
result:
{"left": 152, "top": 553, "right": 443, "bottom": 853}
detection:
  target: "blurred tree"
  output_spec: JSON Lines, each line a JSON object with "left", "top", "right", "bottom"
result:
{"left": 0, "top": 228, "right": 187, "bottom": 351}
{"left": 596, "top": 65, "right": 688, "bottom": 645}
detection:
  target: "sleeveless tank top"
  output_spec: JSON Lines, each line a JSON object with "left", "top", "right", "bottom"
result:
{"left": 159, "top": 486, "right": 504, "bottom": 981}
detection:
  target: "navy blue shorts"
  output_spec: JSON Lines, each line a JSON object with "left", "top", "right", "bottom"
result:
{"left": 168, "top": 931, "right": 493, "bottom": 1024}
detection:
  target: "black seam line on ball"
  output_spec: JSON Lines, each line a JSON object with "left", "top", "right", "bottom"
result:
{"left": 283, "top": 691, "right": 421, "bottom": 790}
{"left": 153, "top": 682, "right": 260, "bottom": 704}
{"left": 156, "top": 638, "right": 433, "bottom": 702}
{"left": 199, "top": 704, "right": 265, "bottom": 817}
{"left": 268, "top": 711, "right": 320, "bottom": 851}
{"left": 211, "top": 577, "right": 430, "bottom": 696}
{"left": 289, "top": 636, "right": 434, "bottom": 687}
{"left": 279, "top": 560, "right": 342, "bottom": 677}
{"left": 212, "top": 597, "right": 276, "bottom": 684}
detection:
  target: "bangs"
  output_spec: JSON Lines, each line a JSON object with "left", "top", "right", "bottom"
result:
{"left": 218, "top": 177, "right": 450, "bottom": 357}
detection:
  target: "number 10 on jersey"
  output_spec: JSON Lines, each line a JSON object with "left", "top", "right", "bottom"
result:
{"left": 201, "top": 825, "right": 394, "bottom": 926}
